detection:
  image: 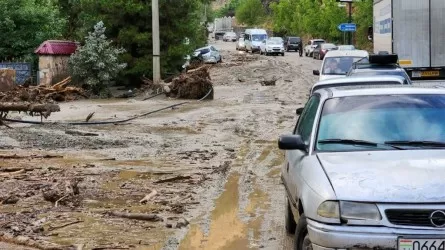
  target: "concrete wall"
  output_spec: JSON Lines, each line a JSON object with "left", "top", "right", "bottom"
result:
{"left": 38, "top": 55, "right": 70, "bottom": 86}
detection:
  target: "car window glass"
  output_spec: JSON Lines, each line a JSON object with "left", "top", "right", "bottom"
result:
{"left": 323, "top": 57, "right": 364, "bottom": 75}
{"left": 296, "top": 96, "right": 320, "bottom": 143}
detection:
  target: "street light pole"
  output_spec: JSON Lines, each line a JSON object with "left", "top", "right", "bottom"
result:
{"left": 152, "top": 0, "right": 161, "bottom": 84}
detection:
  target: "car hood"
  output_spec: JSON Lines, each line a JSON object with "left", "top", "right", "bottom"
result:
{"left": 317, "top": 150, "right": 445, "bottom": 203}
{"left": 319, "top": 74, "right": 346, "bottom": 81}
{"left": 252, "top": 41, "right": 262, "bottom": 46}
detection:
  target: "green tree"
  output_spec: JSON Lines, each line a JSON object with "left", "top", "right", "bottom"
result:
{"left": 216, "top": 0, "right": 240, "bottom": 17}
{"left": 235, "top": 0, "right": 266, "bottom": 26}
{"left": 353, "top": 0, "right": 373, "bottom": 49}
{"left": 77, "top": 0, "right": 209, "bottom": 85}
{"left": 69, "top": 21, "right": 126, "bottom": 96}
{"left": 0, "top": 0, "right": 65, "bottom": 61}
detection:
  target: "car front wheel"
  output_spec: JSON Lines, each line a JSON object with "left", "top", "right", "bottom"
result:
{"left": 294, "top": 213, "right": 311, "bottom": 250}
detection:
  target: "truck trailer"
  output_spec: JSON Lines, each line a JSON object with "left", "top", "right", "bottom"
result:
{"left": 371, "top": 0, "right": 445, "bottom": 80}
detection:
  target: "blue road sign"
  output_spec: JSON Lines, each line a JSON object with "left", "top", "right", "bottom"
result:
{"left": 338, "top": 23, "right": 356, "bottom": 32}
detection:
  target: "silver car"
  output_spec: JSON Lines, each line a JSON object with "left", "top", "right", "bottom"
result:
{"left": 310, "top": 75, "right": 410, "bottom": 95}
{"left": 279, "top": 85, "right": 445, "bottom": 250}
{"left": 236, "top": 38, "right": 246, "bottom": 51}
{"left": 194, "top": 45, "right": 222, "bottom": 64}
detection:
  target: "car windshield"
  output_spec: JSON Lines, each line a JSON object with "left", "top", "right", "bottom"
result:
{"left": 252, "top": 34, "right": 267, "bottom": 41}
{"left": 267, "top": 40, "right": 281, "bottom": 45}
{"left": 226, "top": 32, "right": 236, "bottom": 36}
{"left": 316, "top": 94, "right": 445, "bottom": 152}
{"left": 322, "top": 57, "right": 366, "bottom": 75}
{"left": 289, "top": 38, "right": 301, "bottom": 43}
{"left": 314, "top": 40, "right": 325, "bottom": 45}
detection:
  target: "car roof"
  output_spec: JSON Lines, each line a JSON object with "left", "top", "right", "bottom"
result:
{"left": 350, "top": 67, "right": 405, "bottom": 72}
{"left": 312, "top": 75, "right": 407, "bottom": 91}
{"left": 325, "top": 50, "right": 369, "bottom": 58}
{"left": 316, "top": 84, "right": 445, "bottom": 98}
{"left": 311, "top": 39, "right": 325, "bottom": 41}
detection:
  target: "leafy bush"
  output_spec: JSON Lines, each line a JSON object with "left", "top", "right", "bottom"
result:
{"left": 69, "top": 21, "right": 126, "bottom": 96}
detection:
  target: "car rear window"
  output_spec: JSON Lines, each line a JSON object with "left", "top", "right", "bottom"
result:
{"left": 289, "top": 37, "right": 301, "bottom": 43}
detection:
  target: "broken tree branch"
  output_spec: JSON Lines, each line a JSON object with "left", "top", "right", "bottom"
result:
{"left": 108, "top": 211, "right": 163, "bottom": 222}
{"left": 47, "top": 220, "right": 83, "bottom": 231}
{"left": 0, "top": 103, "right": 60, "bottom": 113}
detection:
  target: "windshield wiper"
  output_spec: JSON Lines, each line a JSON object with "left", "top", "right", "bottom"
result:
{"left": 318, "top": 139, "right": 404, "bottom": 150}
{"left": 385, "top": 140, "right": 445, "bottom": 148}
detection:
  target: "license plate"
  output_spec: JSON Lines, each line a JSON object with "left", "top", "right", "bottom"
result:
{"left": 399, "top": 238, "right": 445, "bottom": 250}
{"left": 421, "top": 71, "right": 440, "bottom": 77}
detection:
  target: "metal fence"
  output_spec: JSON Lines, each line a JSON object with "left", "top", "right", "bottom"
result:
{"left": 0, "top": 62, "right": 32, "bottom": 85}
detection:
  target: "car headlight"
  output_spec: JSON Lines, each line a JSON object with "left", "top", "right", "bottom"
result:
{"left": 340, "top": 201, "right": 382, "bottom": 221}
{"left": 317, "top": 201, "right": 339, "bottom": 219}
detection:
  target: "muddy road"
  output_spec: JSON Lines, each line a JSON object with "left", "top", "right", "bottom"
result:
{"left": 0, "top": 40, "right": 320, "bottom": 250}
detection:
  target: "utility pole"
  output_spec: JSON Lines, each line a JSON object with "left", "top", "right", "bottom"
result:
{"left": 348, "top": 1, "right": 352, "bottom": 45}
{"left": 152, "top": 0, "right": 161, "bottom": 84}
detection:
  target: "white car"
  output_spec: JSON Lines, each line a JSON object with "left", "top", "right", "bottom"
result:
{"left": 223, "top": 32, "right": 237, "bottom": 42}
{"left": 313, "top": 50, "right": 369, "bottom": 81}
{"left": 260, "top": 39, "right": 285, "bottom": 56}
{"left": 337, "top": 45, "right": 356, "bottom": 50}
{"left": 304, "top": 39, "right": 325, "bottom": 57}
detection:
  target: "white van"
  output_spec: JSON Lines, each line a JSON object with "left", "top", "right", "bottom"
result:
{"left": 244, "top": 29, "right": 268, "bottom": 53}
{"left": 313, "top": 50, "right": 369, "bottom": 81}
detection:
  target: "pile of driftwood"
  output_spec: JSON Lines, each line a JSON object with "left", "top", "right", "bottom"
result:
{"left": 0, "top": 77, "right": 86, "bottom": 103}
{"left": 142, "top": 65, "right": 213, "bottom": 100}
{"left": 0, "top": 77, "right": 87, "bottom": 121}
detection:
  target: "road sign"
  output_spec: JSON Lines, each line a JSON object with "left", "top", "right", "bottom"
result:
{"left": 338, "top": 23, "right": 356, "bottom": 32}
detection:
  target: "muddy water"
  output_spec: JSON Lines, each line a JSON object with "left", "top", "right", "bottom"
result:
{"left": 179, "top": 172, "right": 251, "bottom": 250}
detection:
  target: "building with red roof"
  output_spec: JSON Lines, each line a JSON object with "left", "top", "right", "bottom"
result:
{"left": 35, "top": 40, "right": 79, "bottom": 85}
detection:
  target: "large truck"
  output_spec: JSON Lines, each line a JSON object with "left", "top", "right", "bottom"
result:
{"left": 212, "top": 17, "right": 234, "bottom": 40}
{"left": 370, "top": 0, "right": 445, "bottom": 80}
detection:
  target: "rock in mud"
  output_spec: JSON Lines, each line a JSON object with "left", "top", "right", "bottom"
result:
{"left": 175, "top": 218, "right": 189, "bottom": 228}
{"left": 1, "top": 195, "right": 19, "bottom": 204}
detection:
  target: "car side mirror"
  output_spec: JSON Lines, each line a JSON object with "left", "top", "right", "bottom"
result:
{"left": 278, "top": 135, "right": 307, "bottom": 151}
{"left": 313, "top": 70, "right": 320, "bottom": 76}
{"left": 296, "top": 107, "right": 304, "bottom": 115}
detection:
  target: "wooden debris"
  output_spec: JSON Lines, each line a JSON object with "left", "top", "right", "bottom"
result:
{"left": 85, "top": 112, "right": 95, "bottom": 122}
{"left": 0, "top": 102, "right": 60, "bottom": 113}
{"left": 65, "top": 130, "right": 99, "bottom": 137}
{"left": 154, "top": 175, "right": 192, "bottom": 184}
{"left": 0, "top": 154, "right": 62, "bottom": 160}
{"left": 0, "top": 169, "right": 25, "bottom": 177}
{"left": 139, "top": 189, "right": 158, "bottom": 204}
{"left": 108, "top": 211, "right": 163, "bottom": 222}
{"left": 47, "top": 220, "right": 83, "bottom": 231}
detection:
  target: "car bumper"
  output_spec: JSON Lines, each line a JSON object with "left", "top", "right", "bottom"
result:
{"left": 308, "top": 219, "right": 445, "bottom": 249}
{"left": 287, "top": 45, "right": 299, "bottom": 50}
{"left": 266, "top": 49, "right": 284, "bottom": 53}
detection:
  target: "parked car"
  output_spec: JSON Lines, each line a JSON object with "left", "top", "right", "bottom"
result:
{"left": 279, "top": 84, "right": 445, "bottom": 250}
{"left": 236, "top": 37, "right": 246, "bottom": 51}
{"left": 313, "top": 50, "right": 369, "bottom": 81}
{"left": 222, "top": 32, "right": 237, "bottom": 42}
{"left": 337, "top": 45, "right": 355, "bottom": 50}
{"left": 347, "top": 53, "right": 413, "bottom": 84}
{"left": 304, "top": 39, "right": 325, "bottom": 57}
{"left": 312, "top": 43, "right": 337, "bottom": 60}
{"left": 309, "top": 75, "right": 409, "bottom": 95}
{"left": 284, "top": 36, "right": 302, "bottom": 52}
{"left": 194, "top": 45, "right": 222, "bottom": 64}
{"left": 260, "top": 38, "right": 285, "bottom": 56}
